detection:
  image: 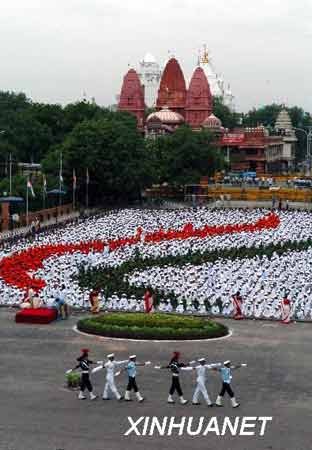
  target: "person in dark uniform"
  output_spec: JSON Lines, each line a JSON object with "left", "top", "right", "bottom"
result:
{"left": 70, "top": 349, "right": 97, "bottom": 400}
{"left": 158, "top": 352, "right": 189, "bottom": 404}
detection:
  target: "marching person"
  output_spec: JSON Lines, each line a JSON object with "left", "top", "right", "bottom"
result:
{"left": 232, "top": 291, "right": 244, "bottom": 320}
{"left": 214, "top": 360, "right": 246, "bottom": 408}
{"left": 67, "top": 349, "right": 97, "bottom": 400}
{"left": 96, "top": 353, "right": 128, "bottom": 401}
{"left": 124, "top": 355, "right": 150, "bottom": 402}
{"left": 188, "top": 358, "right": 221, "bottom": 406}
{"left": 280, "top": 295, "right": 292, "bottom": 324}
{"left": 156, "top": 351, "right": 189, "bottom": 405}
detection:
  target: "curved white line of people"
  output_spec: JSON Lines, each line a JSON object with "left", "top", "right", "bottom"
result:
{"left": 1, "top": 208, "right": 312, "bottom": 320}
{"left": 67, "top": 349, "right": 247, "bottom": 407}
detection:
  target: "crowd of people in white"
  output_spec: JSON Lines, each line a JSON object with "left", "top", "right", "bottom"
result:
{"left": 1, "top": 207, "right": 312, "bottom": 321}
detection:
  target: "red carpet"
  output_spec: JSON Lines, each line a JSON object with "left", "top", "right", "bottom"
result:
{"left": 15, "top": 308, "right": 57, "bottom": 324}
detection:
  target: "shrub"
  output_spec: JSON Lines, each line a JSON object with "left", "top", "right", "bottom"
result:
{"left": 77, "top": 312, "right": 228, "bottom": 340}
{"left": 66, "top": 371, "right": 81, "bottom": 388}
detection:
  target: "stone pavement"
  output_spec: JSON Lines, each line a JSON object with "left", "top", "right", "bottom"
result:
{"left": 0, "top": 309, "right": 310, "bottom": 450}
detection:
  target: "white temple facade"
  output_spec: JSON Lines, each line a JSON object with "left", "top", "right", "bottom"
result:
{"left": 138, "top": 52, "right": 162, "bottom": 108}
{"left": 198, "top": 45, "right": 235, "bottom": 111}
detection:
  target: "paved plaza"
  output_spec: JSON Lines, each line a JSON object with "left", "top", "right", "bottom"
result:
{"left": 0, "top": 309, "right": 310, "bottom": 450}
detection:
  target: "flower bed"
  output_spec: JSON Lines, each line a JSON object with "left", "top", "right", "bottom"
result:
{"left": 77, "top": 312, "right": 228, "bottom": 340}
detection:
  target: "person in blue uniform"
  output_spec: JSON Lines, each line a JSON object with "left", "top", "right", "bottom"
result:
{"left": 124, "top": 355, "right": 149, "bottom": 402}
{"left": 214, "top": 360, "right": 243, "bottom": 408}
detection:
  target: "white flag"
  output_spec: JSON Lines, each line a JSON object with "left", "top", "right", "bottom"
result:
{"left": 43, "top": 174, "right": 47, "bottom": 194}
{"left": 27, "top": 180, "right": 35, "bottom": 198}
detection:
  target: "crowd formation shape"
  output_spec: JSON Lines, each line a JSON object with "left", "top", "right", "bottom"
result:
{"left": 1, "top": 207, "right": 312, "bottom": 320}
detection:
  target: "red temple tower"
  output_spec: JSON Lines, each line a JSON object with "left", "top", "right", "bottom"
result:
{"left": 118, "top": 68, "right": 145, "bottom": 129}
{"left": 185, "top": 66, "right": 213, "bottom": 128}
{"left": 156, "top": 58, "right": 187, "bottom": 117}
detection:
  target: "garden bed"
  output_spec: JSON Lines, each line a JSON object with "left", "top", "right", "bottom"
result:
{"left": 77, "top": 312, "right": 228, "bottom": 340}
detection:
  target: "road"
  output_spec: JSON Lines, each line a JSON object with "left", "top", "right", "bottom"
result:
{"left": 0, "top": 309, "right": 310, "bottom": 450}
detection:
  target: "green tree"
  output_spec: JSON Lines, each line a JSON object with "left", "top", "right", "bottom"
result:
{"left": 42, "top": 113, "right": 151, "bottom": 204}
{"left": 153, "top": 126, "right": 224, "bottom": 185}
{"left": 212, "top": 97, "right": 239, "bottom": 129}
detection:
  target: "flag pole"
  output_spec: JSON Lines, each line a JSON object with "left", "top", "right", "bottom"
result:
{"left": 26, "top": 176, "right": 29, "bottom": 226}
{"left": 72, "top": 169, "right": 76, "bottom": 210}
{"left": 86, "top": 168, "right": 89, "bottom": 210}
{"left": 59, "top": 149, "right": 63, "bottom": 209}
{"left": 42, "top": 174, "right": 46, "bottom": 210}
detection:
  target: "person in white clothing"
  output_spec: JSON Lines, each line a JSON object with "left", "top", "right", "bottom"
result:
{"left": 96, "top": 353, "right": 128, "bottom": 401}
{"left": 187, "top": 358, "right": 221, "bottom": 406}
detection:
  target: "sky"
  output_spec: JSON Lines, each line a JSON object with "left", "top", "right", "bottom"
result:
{"left": 0, "top": 0, "right": 311, "bottom": 112}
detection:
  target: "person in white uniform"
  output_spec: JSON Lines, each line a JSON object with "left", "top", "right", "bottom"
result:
{"left": 189, "top": 358, "right": 221, "bottom": 406}
{"left": 96, "top": 353, "right": 128, "bottom": 401}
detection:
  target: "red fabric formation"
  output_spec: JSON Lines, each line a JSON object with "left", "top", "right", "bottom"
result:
{"left": 15, "top": 308, "right": 57, "bottom": 324}
{"left": 0, "top": 212, "right": 280, "bottom": 293}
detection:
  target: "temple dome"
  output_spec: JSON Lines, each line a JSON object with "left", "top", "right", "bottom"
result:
{"left": 147, "top": 107, "right": 184, "bottom": 125}
{"left": 143, "top": 52, "right": 157, "bottom": 64}
{"left": 275, "top": 109, "right": 293, "bottom": 131}
{"left": 156, "top": 58, "right": 187, "bottom": 113}
{"left": 118, "top": 68, "right": 145, "bottom": 128}
{"left": 185, "top": 66, "right": 213, "bottom": 128}
{"left": 202, "top": 113, "right": 222, "bottom": 129}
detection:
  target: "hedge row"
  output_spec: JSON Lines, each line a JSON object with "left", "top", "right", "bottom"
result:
{"left": 77, "top": 313, "right": 228, "bottom": 340}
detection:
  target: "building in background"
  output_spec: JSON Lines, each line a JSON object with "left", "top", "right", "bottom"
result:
{"left": 221, "top": 127, "right": 268, "bottom": 174}
{"left": 118, "top": 68, "right": 145, "bottom": 130}
{"left": 185, "top": 66, "right": 213, "bottom": 129}
{"left": 198, "top": 45, "right": 235, "bottom": 111}
{"left": 156, "top": 57, "right": 187, "bottom": 117}
{"left": 117, "top": 55, "right": 297, "bottom": 175}
{"left": 266, "top": 110, "right": 297, "bottom": 173}
{"left": 138, "top": 53, "right": 162, "bottom": 108}
{"left": 220, "top": 112, "right": 297, "bottom": 175}
{"left": 145, "top": 107, "right": 184, "bottom": 136}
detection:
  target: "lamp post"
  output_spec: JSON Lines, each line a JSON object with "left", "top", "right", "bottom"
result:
{"left": 294, "top": 127, "right": 312, "bottom": 175}
{"left": 0, "top": 131, "right": 14, "bottom": 194}
{"left": 9, "top": 152, "right": 12, "bottom": 195}
{"left": 0, "top": 130, "right": 6, "bottom": 179}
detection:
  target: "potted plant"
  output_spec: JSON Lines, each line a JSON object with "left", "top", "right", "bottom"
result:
{"left": 66, "top": 371, "right": 81, "bottom": 389}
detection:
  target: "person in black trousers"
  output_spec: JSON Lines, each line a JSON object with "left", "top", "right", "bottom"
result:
{"left": 158, "top": 352, "right": 189, "bottom": 404}
{"left": 214, "top": 360, "right": 244, "bottom": 408}
{"left": 69, "top": 349, "right": 97, "bottom": 400}
{"left": 124, "top": 355, "right": 150, "bottom": 402}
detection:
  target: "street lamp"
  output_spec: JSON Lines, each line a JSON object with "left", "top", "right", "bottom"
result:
{"left": 0, "top": 131, "right": 11, "bottom": 193}
{"left": 293, "top": 127, "right": 312, "bottom": 174}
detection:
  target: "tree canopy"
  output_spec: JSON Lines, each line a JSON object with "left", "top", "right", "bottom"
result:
{"left": 0, "top": 90, "right": 311, "bottom": 208}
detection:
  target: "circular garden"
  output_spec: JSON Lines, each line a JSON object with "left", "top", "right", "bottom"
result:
{"left": 77, "top": 312, "right": 229, "bottom": 340}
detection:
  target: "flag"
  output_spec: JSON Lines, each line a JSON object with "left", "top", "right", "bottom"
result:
{"left": 59, "top": 173, "right": 64, "bottom": 184}
{"left": 73, "top": 169, "right": 77, "bottom": 190}
{"left": 43, "top": 174, "right": 47, "bottom": 194}
{"left": 27, "top": 179, "right": 35, "bottom": 198}
{"left": 86, "top": 168, "right": 90, "bottom": 185}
